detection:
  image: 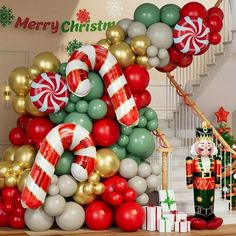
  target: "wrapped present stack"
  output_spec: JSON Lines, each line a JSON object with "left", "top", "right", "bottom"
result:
{"left": 142, "top": 190, "right": 191, "bottom": 233}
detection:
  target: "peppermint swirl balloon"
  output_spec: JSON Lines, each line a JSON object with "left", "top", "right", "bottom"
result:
{"left": 173, "top": 16, "right": 210, "bottom": 55}
{"left": 30, "top": 72, "right": 69, "bottom": 113}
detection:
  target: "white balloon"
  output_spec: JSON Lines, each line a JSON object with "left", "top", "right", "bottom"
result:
{"left": 48, "top": 184, "right": 59, "bottom": 196}
{"left": 117, "top": 18, "right": 133, "bottom": 32}
{"left": 157, "top": 54, "right": 170, "bottom": 68}
{"left": 138, "top": 163, "right": 152, "bottom": 178}
{"left": 58, "top": 175, "right": 77, "bottom": 197}
{"left": 147, "top": 45, "right": 158, "bottom": 57}
{"left": 51, "top": 175, "right": 58, "bottom": 184}
{"left": 148, "top": 57, "right": 160, "bottom": 67}
{"left": 158, "top": 48, "right": 169, "bottom": 59}
{"left": 119, "top": 158, "right": 138, "bottom": 179}
{"left": 127, "top": 21, "right": 146, "bottom": 38}
{"left": 146, "top": 175, "right": 160, "bottom": 189}
{"left": 136, "top": 193, "right": 149, "bottom": 205}
{"left": 43, "top": 195, "right": 66, "bottom": 217}
{"left": 152, "top": 163, "right": 162, "bottom": 175}
{"left": 128, "top": 176, "right": 147, "bottom": 195}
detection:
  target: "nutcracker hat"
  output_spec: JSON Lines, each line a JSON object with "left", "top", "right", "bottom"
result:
{"left": 196, "top": 121, "right": 213, "bottom": 141}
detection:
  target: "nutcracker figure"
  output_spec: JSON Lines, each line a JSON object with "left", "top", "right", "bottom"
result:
{"left": 186, "top": 122, "right": 223, "bottom": 230}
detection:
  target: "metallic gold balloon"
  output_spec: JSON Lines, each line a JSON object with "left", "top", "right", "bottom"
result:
{"left": 28, "top": 65, "right": 42, "bottom": 80}
{"left": 25, "top": 93, "right": 47, "bottom": 117}
{"left": 109, "top": 42, "right": 136, "bottom": 69}
{"left": 131, "top": 35, "right": 151, "bottom": 56}
{"left": 88, "top": 172, "right": 100, "bottom": 184}
{"left": 97, "top": 39, "right": 111, "bottom": 50}
{"left": 5, "top": 175, "right": 17, "bottom": 187}
{"left": 95, "top": 149, "right": 120, "bottom": 178}
{"left": 3, "top": 145, "right": 19, "bottom": 163}
{"left": 33, "top": 52, "right": 60, "bottom": 72}
{"left": 72, "top": 182, "right": 96, "bottom": 205}
{"left": 11, "top": 163, "right": 23, "bottom": 176}
{"left": 9, "top": 67, "right": 31, "bottom": 96}
{"left": 83, "top": 183, "right": 95, "bottom": 195}
{"left": 106, "top": 25, "right": 125, "bottom": 44}
{"left": 17, "top": 168, "right": 30, "bottom": 192}
{"left": 0, "top": 161, "right": 11, "bottom": 178}
{"left": 136, "top": 55, "right": 151, "bottom": 69}
{"left": 0, "top": 177, "right": 5, "bottom": 190}
{"left": 12, "top": 95, "right": 26, "bottom": 115}
{"left": 14, "top": 145, "right": 36, "bottom": 169}
{"left": 94, "top": 183, "right": 105, "bottom": 195}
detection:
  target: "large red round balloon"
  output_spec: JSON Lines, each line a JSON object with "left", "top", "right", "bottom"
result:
{"left": 168, "top": 46, "right": 183, "bottom": 63}
{"left": 181, "top": 2, "right": 207, "bottom": 20}
{"left": 177, "top": 54, "right": 193, "bottom": 68}
{"left": 85, "top": 201, "right": 113, "bottom": 230}
{"left": 19, "top": 114, "right": 33, "bottom": 130}
{"left": 2, "top": 187, "right": 19, "bottom": 202}
{"left": 209, "top": 32, "right": 221, "bottom": 45}
{"left": 92, "top": 118, "right": 120, "bottom": 147}
{"left": 115, "top": 202, "right": 145, "bottom": 232}
{"left": 8, "top": 214, "right": 25, "bottom": 229}
{"left": 9, "top": 127, "right": 26, "bottom": 146}
{"left": 101, "top": 95, "right": 116, "bottom": 119}
{"left": 156, "top": 62, "right": 177, "bottom": 73}
{"left": 207, "top": 15, "right": 223, "bottom": 33}
{"left": 208, "top": 7, "right": 224, "bottom": 20}
{"left": 139, "top": 90, "right": 151, "bottom": 108}
{"left": 123, "top": 65, "right": 150, "bottom": 94}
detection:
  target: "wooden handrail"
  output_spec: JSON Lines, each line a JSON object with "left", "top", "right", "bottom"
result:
{"left": 214, "top": 0, "right": 224, "bottom": 7}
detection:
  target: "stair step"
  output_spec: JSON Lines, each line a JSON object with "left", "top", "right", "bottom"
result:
{"left": 158, "top": 119, "right": 169, "bottom": 129}
{"left": 170, "top": 157, "right": 186, "bottom": 167}
{"left": 160, "top": 128, "right": 175, "bottom": 138}
{"left": 172, "top": 147, "right": 190, "bottom": 156}
{"left": 168, "top": 137, "right": 182, "bottom": 147}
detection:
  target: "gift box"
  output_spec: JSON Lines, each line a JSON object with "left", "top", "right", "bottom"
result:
{"left": 175, "top": 220, "right": 191, "bottom": 232}
{"left": 159, "top": 190, "right": 177, "bottom": 213}
{"left": 158, "top": 217, "right": 172, "bottom": 232}
{"left": 163, "top": 210, "right": 187, "bottom": 230}
{"left": 142, "top": 205, "right": 162, "bottom": 231}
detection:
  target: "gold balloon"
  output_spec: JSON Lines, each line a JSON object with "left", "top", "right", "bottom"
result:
{"left": 0, "top": 161, "right": 11, "bottom": 178}
{"left": 14, "top": 145, "right": 36, "bottom": 169}
{"left": 72, "top": 182, "right": 96, "bottom": 205}
{"left": 17, "top": 169, "right": 30, "bottom": 192}
{"left": 97, "top": 39, "right": 111, "bottom": 50}
{"left": 109, "top": 42, "right": 136, "bottom": 69}
{"left": 94, "top": 183, "right": 105, "bottom": 195}
{"left": 12, "top": 95, "right": 26, "bottom": 114}
{"left": 11, "top": 163, "right": 23, "bottom": 176}
{"left": 0, "top": 177, "right": 5, "bottom": 190}
{"left": 136, "top": 55, "right": 151, "bottom": 70}
{"left": 3, "top": 145, "right": 19, "bottom": 162}
{"left": 83, "top": 183, "right": 95, "bottom": 195}
{"left": 106, "top": 25, "right": 125, "bottom": 44}
{"left": 9, "top": 67, "right": 31, "bottom": 96}
{"left": 28, "top": 65, "right": 42, "bottom": 80}
{"left": 131, "top": 35, "right": 151, "bottom": 56}
{"left": 25, "top": 93, "right": 47, "bottom": 116}
{"left": 95, "top": 149, "right": 120, "bottom": 178}
{"left": 33, "top": 52, "right": 60, "bottom": 72}
{"left": 88, "top": 172, "right": 100, "bottom": 184}
{"left": 5, "top": 175, "right": 17, "bottom": 187}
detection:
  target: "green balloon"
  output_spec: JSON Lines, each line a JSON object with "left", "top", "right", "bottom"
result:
{"left": 69, "top": 93, "right": 81, "bottom": 103}
{"left": 88, "top": 99, "right": 107, "bottom": 119}
{"left": 139, "top": 108, "right": 147, "bottom": 116}
{"left": 144, "top": 108, "right": 158, "bottom": 121}
{"left": 127, "top": 128, "right": 155, "bottom": 159}
{"left": 64, "top": 101, "right": 75, "bottom": 113}
{"left": 137, "top": 116, "right": 148, "bottom": 128}
{"left": 126, "top": 154, "right": 142, "bottom": 165}
{"left": 64, "top": 112, "right": 92, "bottom": 132}
{"left": 84, "top": 72, "right": 104, "bottom": 101}
{"left": 49, "top": 110, "right": 67, "bottom": 124}
{"left": 161, "top": 4, "right": 180, "bottom": 27}
{"left": 55, "top": 151, "right": 74, "bottom": 175}
{"left": 121, "top": 126, "right": 133, "bottom": 136}
{"left": 109, "top": 144, "right": 126, "bottom": 160}
{"left": 118, "top": 134, "right": 129, "bottom": 147}
{"left": 147, "top": 119, "right": 158, "bottom": 131}
{"left": 134, "top": 3, "right": 160, "bottom": 27}
{"left": 75, "top": 100, "right": 88, "bottom": 113}
{"left": 59, "top": 62, "right": 67, "bottom": 76}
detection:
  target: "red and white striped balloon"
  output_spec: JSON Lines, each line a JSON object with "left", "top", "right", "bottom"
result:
{"left": 173, "top": 16, "right": 210, "bottom": 55}
{"left": 21, "top": 123, "right": 96, "bottom": 209}
{"left": 66, "top": 44, "right": 139, "bottom": 127}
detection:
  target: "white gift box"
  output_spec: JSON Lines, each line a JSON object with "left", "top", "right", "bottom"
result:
{"left": 159, "top": 190, "right": 177, "bottom": 213}
{"left": 142, "top": 206, "right": 162, "bottom": 231}
{"left": 163, "top": 211, "right": 187, "bottom": 230}
{"left": 175, "top": 220, "right": 191, "bottom": 233}
{"left": 158, "top": 217, "right": 172, "bottom": 232}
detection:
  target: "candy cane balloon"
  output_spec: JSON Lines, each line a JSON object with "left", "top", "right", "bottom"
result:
{"left": 21, "top": 123, "right": 96, "bottom": 209}
{"left": 66, "top": 44, "right": 139, "bottom": 127}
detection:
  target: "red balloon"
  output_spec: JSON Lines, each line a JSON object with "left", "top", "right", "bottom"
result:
{"left": 2, "top": 187, "right": 19, "bottom": 202}
{"left": 115, "top": 202, "right": 145, "bottom": 231}
{"left": 208, "top": 7, "right": 224, "bottom": 20}
{"left": 181, "top": 2, "right": 207, "bottom": 20}
{"left": 9, "top": 127, "right": 26, "bottom": 146}
{"left": 101, "top": 95, "right": 116, "bottom": 119}
{"left": 168, "top": 46, "right": 183, "bottom": 63}
{"left": 109, "top": 192, "right": 123, "bottom": 206}
{"left": 156, "top": 62, "right": 177, "bottom": 73}
{"left": 3, "top": 201, "right": 14, "bottom": 214}
{"left": 0, "top": 202, "right": 8, "bottom": 227}
{"left": 8, "top": 214, "right": 25, "bottom": 229}
{"left": 92, "top": 118, "right": 120, "bottom": 147}
{"left": 123, "top": 188, "right": 137, "bottom": 202}
{"left": 209, "top": 32, "right": 221, "bottom": 45}
{"left": 123, "top": 65, "right": 150, "bottom": 94}
{"left": 19, "top": 114, "right": 33, "bottom": 129}
{"left": 114, "top": 178, "right": 128, "bottom": 193}
{"left": 133, "top": 94, "right": 142, "bottom": 109}
{"left": 207, "top": 15, "right": 223, "bottom": 32}
{"left": 13, "top": 205, "right": 25, "bottom": 217}
{"left": 23, "top": 134, "right": 33, "bottom": 145}
{"left": 177, "top": 54, "right": 193, "bottom": 68}
{"left": 102, "top": 175, "right": 120, "bottom": 202}
{"left": 16, "top": 117, "right": 21, "bottom": 128}
{"left": 85, "top": 201, "right": 113, "bottom": 230}
{"left": 139, "top": 90, "right": 151, "bottom": 108}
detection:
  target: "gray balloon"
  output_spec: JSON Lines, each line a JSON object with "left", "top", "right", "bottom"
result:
{"left": 117, "top": 18, "right": 133, "bottom": 32}
{"left": 146, "top": 23, "right": 173, "bottom": 49}
{"left": 138, "top": 163, "right": 152, "bottom": 178}
{"left": 127, "top": 21, "right": 147, "bottom": 38}
{"left": 152, "top": 163, "right": 162, "bottom": 175}
{"left": 146, "top": 175, "right": 160, "bottom": 189}
{"left": 58, "top": 175, "right": 77, "bottom": 197}
{"left": 24, "top": 208, "right": 54, "bottom": 231}
{"left": 158, "top": 48, "right": 169, "bottom": 59}
{"left": 136, "top": 193, "right": 149, "bottom": 205}
{"left": 48, "top": 184, "right": 59, "bottom": 196}
{"left": 56, "top": 202, "right": 85, "bottom": 231}
{"left": 125, "top": 37, "right": 132, "bottom": 45}
{"left": 43, "top": 194, "right": 66, "bottom": 217}
{"left": 157, "top": 54, "right": 170, "bottom": 68}
{"left": 128, "top": 176, "right": 147, "bottom": 195}
{"left": 51, "top": 175, "right": 58, "bottom": 185}
{"left": 147, "top": 45, "right": 158, "bottom": 57}
{"left": 148, "top": 57, "right": 160, "bottom": 67}
{"left": 119, "top": 158, "right": 138, "bottom": 179}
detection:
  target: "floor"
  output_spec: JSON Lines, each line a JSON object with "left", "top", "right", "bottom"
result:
{"left": 1, "top": 225, "right": 236, "bottom": 236}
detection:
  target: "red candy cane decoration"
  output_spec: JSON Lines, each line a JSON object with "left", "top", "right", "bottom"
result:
{"left": 21, "top": 123, "right": 96, "bottom": 209}
{"left": 66, "top": 44, "right": 139, "bottom": 127}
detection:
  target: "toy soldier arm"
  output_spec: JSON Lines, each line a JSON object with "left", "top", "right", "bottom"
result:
{"left": 214, "top": 156, "right": 222, "bottom": 186}
{"left": 186, "top": 156, "right": 193, "bottom": 185}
